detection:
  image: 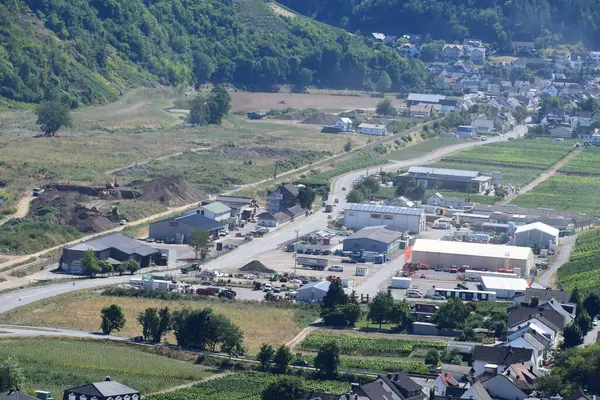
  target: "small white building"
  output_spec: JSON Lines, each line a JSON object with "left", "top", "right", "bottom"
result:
{"left": 296, "top": 280, "right": 330, "bottom": 302}
{"left": 358, "top": 123, "right": 387, "bottom": 136}
{"left": 344, "top": 203, "right": 426, "bottom": 233}
{"left": 334, "top": 118, "right": 354, "bottom": 132}
{"left": 514, "top": 222, "right": 559, "bottom": 249}
{"left": 199, "top": 201, "right": 232, "bottom": 222}
{"left": 480, "top": 276, "right": 529, "bottom": 299}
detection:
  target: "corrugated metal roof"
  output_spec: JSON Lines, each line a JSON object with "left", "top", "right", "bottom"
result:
{"left": 346, "top": 226, "right": 404, "bottom": 244}
{"left": 201, "top": 201, "right": 231, "bottom": 215}
{"left": 408, "top": 93, "right": 445, "bottom": 103}
{"left": 412, "top": 239, "right": 532, "bottom": 260}
{"left": 345, "top": 203, "right": 425, "bottom": 216}
{"left": 481, "top": 276, "right": 529, "bottom": 292}
{"left": 297, "top": 280, "right": 330, "bottom": 293}
{"left": 408, "top": 166, "right": 480, "bottom": 178}
{"left": 66, "top": 234, "right": 159, "bottom": 257}
{"left": 514, "top": 222, "right": 559, "bottom": 236}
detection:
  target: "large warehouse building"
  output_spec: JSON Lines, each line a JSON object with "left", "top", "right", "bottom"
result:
{"left": 514, "top": 222, "right": 559, "bottom": 249}
{"left": 395, "top": 166, "right": 493, "bottom": 193}
{"left": 410, "top": 239, "right": 534, "bottom": 276}
{"left": 343, "top": 226, "right": 404, "bottom": 257}
{"left": 344, "top": 203, "right": 426, "bottom": 233}
{"left": 480, "top": 276, "right": 529, "bottom": 299}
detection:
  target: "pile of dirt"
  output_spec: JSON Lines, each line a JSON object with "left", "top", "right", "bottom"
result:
{"left": 239, "top": 260, "right": 276, "bottom": 274}
{"left": 138, "top": 176, "right": 203, "bottom": 207}
{"left": 301, "top": 113, "right": 340, "bottom": 125}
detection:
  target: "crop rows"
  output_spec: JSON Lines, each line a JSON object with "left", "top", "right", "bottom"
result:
{"left": 147, "top": 372, "right": 350, "bottom": 400}
{"left": 557, "top": 228, "right": 600, "bottom": 296}
{"left": 559, "top": 148, "right": 600, "bottom": 176}
{"left": 296, "top": 153, "right": 386, "bottom": 186}
{"left": 299, "top": 333, "right": 446, "bottom": 356}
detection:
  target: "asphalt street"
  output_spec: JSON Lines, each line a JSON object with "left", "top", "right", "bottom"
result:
{"left": 0, "top": 126, "right": 525, "bottom": 314}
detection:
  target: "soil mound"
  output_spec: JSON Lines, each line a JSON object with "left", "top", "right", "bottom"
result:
{"left": 301, "top": 113, "right": 339, "bottom": 125}
{"left": 139, "top": 176, "right": 203, "bottom": 207}
{"left": 239, "top": 260, "right": 276, "bottom": 274}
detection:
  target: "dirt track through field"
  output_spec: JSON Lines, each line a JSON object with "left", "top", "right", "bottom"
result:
{"left": 0, "top": 191, "right": 35, "bottom": 227}
{"left": 104, "top": 146, "right": 210, "bottom": 175}
{"left": 500, "top": 149, "right": 581, "bottom": 204}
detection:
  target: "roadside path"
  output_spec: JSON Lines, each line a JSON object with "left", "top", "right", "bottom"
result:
{"left": 286, "top": 325, "right": 317, "bottom": 349}
{"left": 0, "top": 191, "right": 35, "bottom": 227}
{"left": 538, "top": 234, "right": 576, "bottom": 289}
{"left": 500, "top": 148, "right": 581, "bottom": 204}
{"left": 150, "top": 373, "right": 230, "bottom": 395}
{"left": 0, "top": 324, "right": 126, "bottom": 340}
{"left": 104, "top": 146, "right": 211, "bottom": 175}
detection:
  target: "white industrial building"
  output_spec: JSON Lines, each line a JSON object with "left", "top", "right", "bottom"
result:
{"left": 410, "top": 239, "right": 534, "bottom": 276}
{"left": 514, "top": 222, "right": 559, "bottom": 249}
{"left": 296, "top": 281, "right": 330, "bottom": 302}
{"left": 480, "top": 276, "right": 529, "bottom": 298}
{"left": 344, "top": 203, "right": 426, "bottom": 233}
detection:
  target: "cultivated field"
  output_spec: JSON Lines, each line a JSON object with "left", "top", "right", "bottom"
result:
{"left": 557, "top": 228, "right": 600, "bottom": 296}
{"left": 0, "top": 291, "right": 317, "bottom": 353}
{"left": 387, "top": 138, "right": 466, "bottom": 161}
{"left": 559, "top": 148, "right": 600, "bottom": 175}
{"left": 425, "top": 139, "right": 574, "bottom": 186}
{"left": 0, "top": 338, "right": 212, "bottom": 395}
{"left": 230, "top": 91, "right": 396, "bottom": 112}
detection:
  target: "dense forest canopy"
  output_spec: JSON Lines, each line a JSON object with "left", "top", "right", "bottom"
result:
{"left": 277, "top": 0, "right": 600, "bottom": 50}
{"left": 0, "top": 0, "right": 430, "bottom": 105}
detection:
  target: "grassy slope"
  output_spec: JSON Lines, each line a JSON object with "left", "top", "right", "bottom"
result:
{"left": 387, "top": 138, "right": 466, "bottom": 161}
{"left": 0, "top": 338, "right": 211, "bottom": 396}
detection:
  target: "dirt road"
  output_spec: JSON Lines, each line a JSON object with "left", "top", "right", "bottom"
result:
{"left": 0, "top": 191, "right": 35, "bottom": 227}
{"left": 104, "top": 146, "right": 210, "bottom": 175}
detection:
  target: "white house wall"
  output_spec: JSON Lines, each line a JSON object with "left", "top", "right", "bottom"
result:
{"left": 344, "top": 210, "right": 424, "bottom": 233}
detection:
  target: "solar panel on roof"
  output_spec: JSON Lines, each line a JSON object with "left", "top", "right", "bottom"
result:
{"left": 408, "top": 166, "right": 480, "bottom": 178}
{"left": 345, "top": 203, "right": 424, "bottom": 215}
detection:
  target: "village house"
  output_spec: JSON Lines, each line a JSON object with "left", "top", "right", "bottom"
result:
{"left": 267, "top": 183, "right": 299, "bottom": 213}
{"left": 359, "top": 123, "right": 387, "bottom": 136}
{"left": 396, "top": 43, "right": 421, "bottom": 58}
{"left": 471, "top": 116, "right": 495, "bottom": 133}
{"left": 440, "top": 44, "right": 464, "bottom": 60}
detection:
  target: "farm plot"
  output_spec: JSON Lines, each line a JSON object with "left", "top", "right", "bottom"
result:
{"left": 299, "top": 332, "right": 446, "bottom": 357}
{"left": 387, "top": 138, "right": 466, "bottom": 161}
{"left": 0, "top": 338, "right": 212, "bottom": 396}
{"left": 557, "top": 228, "right": 600, "bottom": 296}
{"left": 426, "top": 139, "right": 574, "bottom": 186}
{"left": 147, "top": 372, "right": 350, "bottom": 400}
{"left": 295, "top": 152, "right": 386, "bottom": 186}
{"left": 510, "top": 175, "right": 600, "bottom": 216}
{"left": 559, "top": 148, "right": 600, "bottom": 176}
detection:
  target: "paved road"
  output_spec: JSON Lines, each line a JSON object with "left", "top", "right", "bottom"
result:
{"left": 0, "top": 324, "right": 126, "bottom": 340}
{"left": 538, "top": 235, "right": 576, "bottom": 288}
{"left": 0, "top": 126, "right": 525, "bottom": 314}
{"left": 583, "top": 321, "right": 600, "bottom": 345}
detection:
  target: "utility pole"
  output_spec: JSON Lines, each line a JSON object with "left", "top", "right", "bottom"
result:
{"left": 293, "top": 229, "right": 299, "bottom": 280}
{"left": 274, "top": 161, "right": 279, "bottom": 179}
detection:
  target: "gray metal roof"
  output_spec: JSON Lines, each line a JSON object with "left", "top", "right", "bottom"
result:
{"left": 174, "top": 213, "right": 226, "bottom": 231}
{"left": 66, "top": 381, "right": 139, "bottom": 397}
{"left": 297, "top": 280, "right": 330, "bottom": 293}
{"left": 408, "top": 93, "right": 445, "bottom": 103}
{"left": 345, "top": 203, "right": 425, "bottom": 216}
{"left": 408, "top": 166, "right": 480, "bottom": 178}
{"left": 346, "top": 226, "right": 404, "bottom": 244}
{"left": 66, "top": 234, "right": 159, "bottom": 257}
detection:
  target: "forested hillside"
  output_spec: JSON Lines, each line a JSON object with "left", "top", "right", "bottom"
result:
{"left": 277, "top": 0, "right": 600, "bottom": 50}
{"left": 0, "top": 0, "right": 429, "bottom": 106}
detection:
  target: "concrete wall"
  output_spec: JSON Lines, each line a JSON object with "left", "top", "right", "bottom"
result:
{"left": 343, "top": 238, "right": 400, "bottom": 256}
{"left": 344, "top": 210, "right": 424, "bottom": 233}
{"left": 410, "top": 250, "right": 533, "bottom": 276}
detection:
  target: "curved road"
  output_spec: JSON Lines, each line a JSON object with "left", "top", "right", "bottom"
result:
{"left": 0, "top": 126, "right": 525, "bottom": 314}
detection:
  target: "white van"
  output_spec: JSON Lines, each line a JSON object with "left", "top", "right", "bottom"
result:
{"left": 328, "top": 265, "right": 344, "bottom": 272}
{"left": 406, "top": 289, "right": 423, "bottom": 298}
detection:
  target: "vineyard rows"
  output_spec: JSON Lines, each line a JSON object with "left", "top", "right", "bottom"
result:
{"left": 557, "top": 228, "right": 600, "bottom": 296}
{"left": 147, "top": 372, "right": 350, "bottom": 400}
{"left": 559, "top": 148, "right": 600, "bottom": 176}
{"left": 299, "top": 333, "right": 446, "bottom": 357}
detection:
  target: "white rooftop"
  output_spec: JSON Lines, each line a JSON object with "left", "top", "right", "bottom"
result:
{"left": 412, "top": 239, "right": 533, "bottom": 260}
{"left": 339, "top": 117, "right": 353, "bottom": 123}
{"left": 345, "top": 203, "right": 425, "bottom": 216}
{"left": 514, "top": 222, "right": 559, "bottom": 237}
{"left": 481, "top": 276, "right": 529, "bottom": 292}
{"left": 359, "top": 123, "right": 386, "bottom": 129}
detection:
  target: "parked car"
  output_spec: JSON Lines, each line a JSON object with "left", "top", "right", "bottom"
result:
{"left": 419, "top": 274, "right": 426, "bottom": 279}
{"left": 304, "top": 248, "right": 314, "bottom": 254}
{"left": 322, "top": 250, "right": 331, "bottom": 255}
{"left": 341, "top": 187, "right": 347, "bottom": 191}
{"left": 292, "top": 360, "right": 310, "bottom": 367}
{"left": 593, "top": 318, "right": 598, "bottom": 326}
{"left": 328, "top": 265, "right": 344, "bottom": 272}
{"left": 313, "top": 249, "right": 322, "bottom": 255}
{"left": 431, "top": 295, "right": 446, "bottom": 300}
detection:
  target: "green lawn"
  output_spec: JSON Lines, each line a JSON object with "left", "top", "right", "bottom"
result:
{"left": 0, "top": 338, "right": 212, "bottom": 396}
{"left": 387, "top": 138, "right": 466, "bottom": 161}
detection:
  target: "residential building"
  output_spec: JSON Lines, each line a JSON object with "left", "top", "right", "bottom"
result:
{"left": 471, "top": 346, "right": 534, "bottom": 376}
{"left": 359, "top": 123, "right": 387, "bottom": 136}
{"left": 457, "top": 125, "right": 477, "bottom": 139}
{"left": 354, "top": 373, "right": 425, "bottom": 400}
{"left": 471, "top": 116, "right": 495, "bottom": 133}
{"left": 439, "top": 364, "right": 474, "bottom": 382}
{"left": 589, "top": 51, "right": 600, "bottom": 65}
{"left": 343, "top": 226, "right": 404, "bottom": 257}
{"left": 1, "top": 391, "right": 39, "bottom": 400}
{"left": 520, "top": 288, "right": 572, "bottom": 305}
{"left": 398, "top": 166, "right": 492, "bottom": 192}
{"left": 434, "top": 373, "right": 468, "bottom": 398}
{"left": 480, "top": 373, "right": 527, "bottom": 400}
{"left": 441, "top": 44, "right": 464, "bottom": 60}
{"left": 505, "top": 331, "right": 548, "bottom": 366}
{"left": 198, "top": 201, "right": 231, "bottom": 222}
{"left": 425, "top": 192, "right": 474, "bottom": 209}
{"left": 267, "top": 183, "right": 299, "bottom": 213}
{"left": 396, "top": 43, "right": 420, "bottom": 58}
{"left": 407, "top": 93, "right": 445, "bottom": 107}
{"left": 409, "top": 104, "right": 436, "bottom": 118}
{"left": 468, "top": 48, "right": 486, "bottom": 63}
{"left": 63, "top": 377, "right": 139, "bottom": 400}
{"left": 296, "top": 281, "right": 330, "bottom": 302}
{"left": 508, "top": 305, "right": 568, "bottom": 330}
{"left": 460, "top": 381, "right": 492, "bottom": 400}
{"left": 514, "top": 222, "right": 559, "bottom": 249}
{"left": 61, "top": 234, "right": 160, "bottom": 274}
{"left": 344, "top": 203, "right": 426, "bottom": 233}
{"left": 549, "top": 125, "right": 574, "bottom": 138}
{"left": 511, "top": 41, "right": 536, "bottom": 52}
{"left": 256, "top": 211, "right": 291, "bottom": 228}
{"left": 149, "top": 212, "right": 225, "bottom": 243}
{"left": 333, "top": 117, "right": 354, "bottom": 132}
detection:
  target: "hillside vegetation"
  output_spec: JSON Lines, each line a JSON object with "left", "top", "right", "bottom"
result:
{"left": 277, "top": 0, "right": 600, "bottom": 49}
{"left": 557, "top": 228, "right": 600, "bottom": 296}
{"left": 0, "top": 0, "right": 428, "bottom": 106}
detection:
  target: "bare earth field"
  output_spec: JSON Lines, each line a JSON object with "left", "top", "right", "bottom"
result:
{"left": 0, "top": 290, "right": 308, "bottom": 353}
{"left": 230, "top": 92, "right": 399, "bottom": 112}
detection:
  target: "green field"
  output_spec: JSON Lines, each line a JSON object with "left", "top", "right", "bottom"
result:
{"left": 295, "top": 152, "right": 386, "bottom": 186}
{"left": 147, "top": 372, "right": 350, "bottom": 400}
{"left": 299, "top": 333, "right": 446, "bottom": 357}
{"left": 387, "top": 138, "right": 466, "bottom": 161}
{"left": 559, "top": 148, "right": 600, "bottom": 176}
{"left": 557, "top": 228, "right": 600, "bottom": 296}
{"left": 425, "top": 139, "right": 574, "bottom": 186}
{"left": 424, "top": 190, "right": 498, "bottom": 205}
{"left": 0, "top": 338, "right": 212, "bottom": 396}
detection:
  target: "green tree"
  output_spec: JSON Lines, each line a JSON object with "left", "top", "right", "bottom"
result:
{"left": 388, "top": 301, "right": 409, "bottom": 327}
{"left": 0, "top": 357, "right": 25, "bottom": 392}
{"left": 561, "top": 323, "right": 584, "bottom": 349}
{"left": 98, "top": 260, "right": 113, "bottom": 276}
{"left": 346, "top": 188, "right": 365, "bottom": 203}
{"left": 261, "top": 376, "right": 306, "bottom": 400}
{"left": 314, "top": 341, "right": 340, "bottom": 379}
{"left": 82, "top": 249, "right": 101, "bottom": 277}
{"left": 424, "top": 349, "right": 440, "bottom": 366}
{"left": 420, "top": 43, "right": 441, "bottom": 62}
{"left": 395, "top": 182, "right": 407, "bottom": 197}
{"left": 541, "top": 95, "right": 564, "bottom": 113}
{"left": 221, "top": 323, "right": 245, "bottom": 358}
{"left": 100, "top": 304, "right": 126, "bottom": 334}
{"left": 138, "top": 308, "right": 160, "bottom": 341}
{"left": 35, "top": 100, "right": 72, "bottom": 136}
{"left": 257, "top": 343, "right": 276, "bottom": 371}
{"left": 512, "top": 105, "right": 528, "bottom": 123}
{"left": 344, "top": 138, "right": 353, "bottom": 152}
{"left": 367, "top": 290, "right": 394, "bottom": 329}
{"left": 321, "top": 280, "right": 348, "bottom": 310}
{"left": 434, "top": 298, "right": 469, "bottom": 330}
{"left": 575, "top": 310, "right": 592, "bottom": 334}
{"left": 122, "top": 260, "right": 140, "bottom": 275}
{"left": 155, "top": 307, "right": 173, "bottom": 343}
{"left": 339, "top": 303, "right": 362, "bottom": 327}
{"left": 583, "top": 293, "right": 600, "bottom": 318}
{"left": 192, "top": 52, "right": 216, "bottom": 84}
{"left": 207, "top": 86, "right": 231, "bottom": 125}
{"left": 376, "top": 98, "right": 397, "bottom": 116}
{"left": 189, "top": 95, "right": 207, "bottom": 125}
{"left": 272, "top": 345, "right": 293, "bottom": 373}
{"left": 189, "top": 228, "right": 212, "bottom": 261}
{"left": 297, "top": 187, "right": 316, "bottom": 210}
{"left": 376, "top": 71, "right": 392, "bottom": 93}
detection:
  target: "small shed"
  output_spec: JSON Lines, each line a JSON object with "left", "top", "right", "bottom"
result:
{"left": 514, "top": 222, "right": 559, "bottom": 249}
{"left": 412, "top": 322, "right": 439, "bottom": 336}
{"left": 296, "top": 281, "right": 330, "bottom": 302}
{"left": 356, "top": 266, "right": 371, "bottom": 276}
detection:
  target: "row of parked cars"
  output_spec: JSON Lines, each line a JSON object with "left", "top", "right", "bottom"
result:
{"left": 296, "top": 248, "right": 331, "bottom": 255}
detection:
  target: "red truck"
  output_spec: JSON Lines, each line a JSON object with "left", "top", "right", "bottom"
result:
{"left": 196, "top": 287, "right": 219, "bottom": 296}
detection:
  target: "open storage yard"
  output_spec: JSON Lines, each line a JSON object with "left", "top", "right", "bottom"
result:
{"left": 424, "top": 139, "right": 575, "bottom": 186}
{"left": 557, "top": 227, "right": 600, "bottom": 296}
{"left": 0, "top": 290, "right": 318, "bottom": 354}
{"left": 512, "top": 148, "right": 600, "bottom": 215}
{"left": 0, "top": 338, "right": 212, "bottom": 396}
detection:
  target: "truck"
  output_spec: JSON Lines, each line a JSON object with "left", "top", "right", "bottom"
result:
{"left": 196, "top": 287, "right": 219, "bottom": 296}
{"left": 181, "top": 263, "right": 200, "bottom": 274}
{"left": 297, "top": 256, "right": 328, "bottom": 269}
{"left": 391, "top": 277, "right": 411, "bottom": 289}
{"left": 218, "top": 288, "right": 237, "bottom": 299}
